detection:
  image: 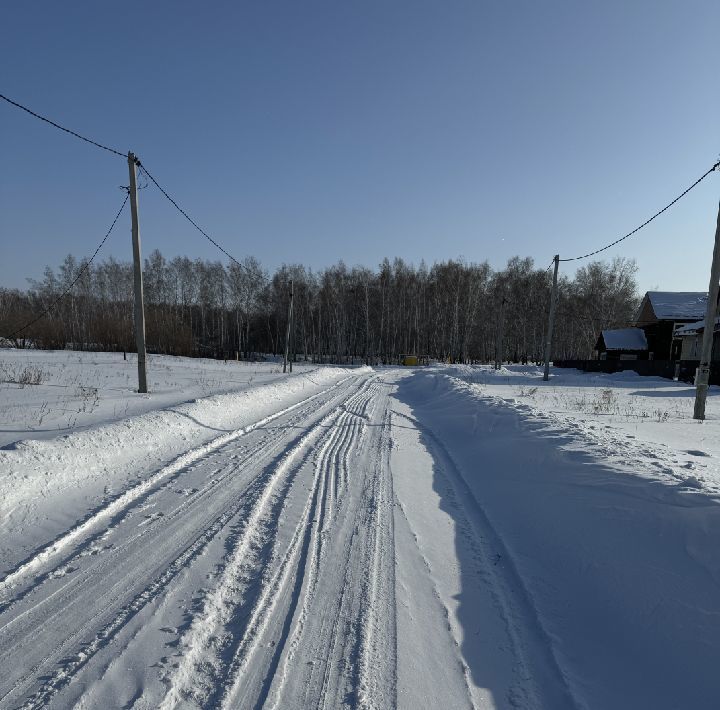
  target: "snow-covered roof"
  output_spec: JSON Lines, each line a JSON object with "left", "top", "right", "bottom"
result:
{"left": 646, "top": 291, "right": 708, "bottom": 321}
{"left": 601, "top": 328, "right": 648, "bottom": 351}
{"left": 674, "top": 316, "right": 720, "bottom": 337}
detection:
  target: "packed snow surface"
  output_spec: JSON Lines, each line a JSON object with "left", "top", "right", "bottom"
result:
{"left": 1, "top": 352, "right": 719, "bottom": 709}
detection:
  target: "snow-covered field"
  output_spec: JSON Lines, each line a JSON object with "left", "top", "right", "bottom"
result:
{"left": 0, "top": 349, "right": 315, "bottom": 448}
{"left": 447, "top": 363, "right": 720, "bottom": 494}
{"left": 1, "top": 352, "right": 719, "bottom": 709}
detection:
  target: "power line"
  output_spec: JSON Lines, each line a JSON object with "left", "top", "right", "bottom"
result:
{"left": 1, "top": 92, "right": 248, "bottom": 277}
{"left": 5, "top": 193, "right": 129, "bottom": 341}
{"left": 137, "top": 162, "right": 248, "bottom": 271}
{"left": 4, "top": 93, "right": 718, "bottom": 274}
{"left": 0, "top": 92, "right": 125, "bottom": 158}
{"left": 559, "top": 160, "right": 720, "bottom": 262}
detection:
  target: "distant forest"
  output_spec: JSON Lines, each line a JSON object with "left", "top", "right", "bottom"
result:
{"left": 0, "top": 251, "right": 639, "bottom": 363}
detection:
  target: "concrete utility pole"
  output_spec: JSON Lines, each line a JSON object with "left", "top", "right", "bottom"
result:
{"left": 128, "top": 152, "right": 148, "bottom": 394}
{"left": 693, "top": 200, "right": 720, "bottom": 420}
{"left": 543, "top": 255, "right": 560, "bottom": 381}
{"left": 283, "top": 279, "right": 294, "bottom": 374}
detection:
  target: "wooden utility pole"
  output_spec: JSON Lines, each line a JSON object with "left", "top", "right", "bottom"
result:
{"left": 283, "top": 279, "right": 294, "bottom": 374}
{"left": 128, "top": 152, "right": 148, "bottom": 394}
{"left": 693, "top": 200, "right": 720, "bottom": 420}
{"left": 543, "top": 255, "right": 560, "bottom": 381}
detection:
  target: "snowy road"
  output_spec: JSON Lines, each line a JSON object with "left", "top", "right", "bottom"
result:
{"left": 0, "top": 373, "right": 396, "bottom": 709}
{"left": 1, "top": 366, "right": 720, "bottom": 709}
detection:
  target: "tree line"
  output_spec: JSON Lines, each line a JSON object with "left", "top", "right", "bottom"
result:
{"left": 0, "top": 250, "right": 639, "bottom": 363}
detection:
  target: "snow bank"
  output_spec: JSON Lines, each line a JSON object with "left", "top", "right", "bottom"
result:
{"left": 439, "top": 363, "right": 720, "bottom": 493}
{"left": 0, "top": 350, "right": 324, "bottom": 448}
{"left": 392, "top": 368, "right": 720, "bottom": 708}
{"left": 0, "top": 363, "right": 359, "bottom": 569}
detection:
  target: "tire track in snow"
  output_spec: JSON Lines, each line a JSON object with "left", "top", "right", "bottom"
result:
{"left": 264, "top": 378, "right": 395, "bottom": 710}
{"left": 0, "top": 374, "right": 353, "bottom": 603}
{"left": 312, "top": 538, "right": 359, "bottom": 710}
{"left": 218, "top": 380, "right": 379, "bottom": 708}
{"left": 356, "top": 407, "right": 396, "bottom": 710}
{"left": 0, "top": 375, "right": 365, "bottom": 709}
{"left": 16, "top": 485, "right": 267, "bottom": 710}
{"left": 0, "top": 390, "right": 325, "bottom": 633}
{"left": 159, "top": 377, "right": 375, "bottom": 709}
{"left": 246, "top": 418, "right": 349, "bottom": 709}
{"left": 0, "top": 412, "right": 302, "bottom": 633}
{"left": 265, "top": 409, "right": 365, "bottom": 708}
{"left": 213, "top": 377, "right": 381, "bottom": 709}
{"left": 0, "top": 389, "right": 336, "bottom": 624}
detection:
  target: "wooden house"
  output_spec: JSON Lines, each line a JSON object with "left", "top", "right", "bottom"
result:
{"left": 595, "top": 328, "right": 648, "bottom": 360}
{"left": 635, "top": 292, "right": 709, "bottom": 360}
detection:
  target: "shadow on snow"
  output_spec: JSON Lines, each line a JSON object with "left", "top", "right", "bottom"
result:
{"left": 392, "top": 369, "right": 720, "bottom": 710}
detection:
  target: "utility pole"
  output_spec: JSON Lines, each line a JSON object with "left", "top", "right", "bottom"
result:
{"left": 543, "top": 255, "right": 560, "bottom": 381}
{"left": 495, "top": 292, "right": 506, "bottom": 370}
{"left": 693, "top": 200, "right": 720, "bottom": 420}
{"left": 128, "top": 152, "right": 148, "bottom": 394}
{"left": 283, "top": 279, "right": 294, "bottom": 374}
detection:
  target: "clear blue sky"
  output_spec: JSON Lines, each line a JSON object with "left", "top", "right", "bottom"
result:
{"left": 1, "top": 0, "right": 718, "bottom": 294}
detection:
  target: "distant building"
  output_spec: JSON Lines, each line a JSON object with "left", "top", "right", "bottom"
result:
{"left": 635, "top": 291, "right": 709, "bottom": 360}
{"left": 595, "top": 328, "right": 648, "bottom": 360}
{"left": 673, "top": 317, "right": 720, "bottom": 361}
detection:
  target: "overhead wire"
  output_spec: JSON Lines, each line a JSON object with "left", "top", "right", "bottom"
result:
{"left": 0, "top": 94, "right": 252, "bottom": 330}
{"left": 137, "top": 162, "right": 248, "bottom": 271}
{"left": 5, "top": 193, "right": 129, "bottom": 341}
{"left": 0, "top": 92, "right": 126, "bottom": 158}
{"left": 4, "top": 93, "right": 719, "bottom": 277}
{"left": 559, "top": 160, "right": 720, "bottom": 262}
